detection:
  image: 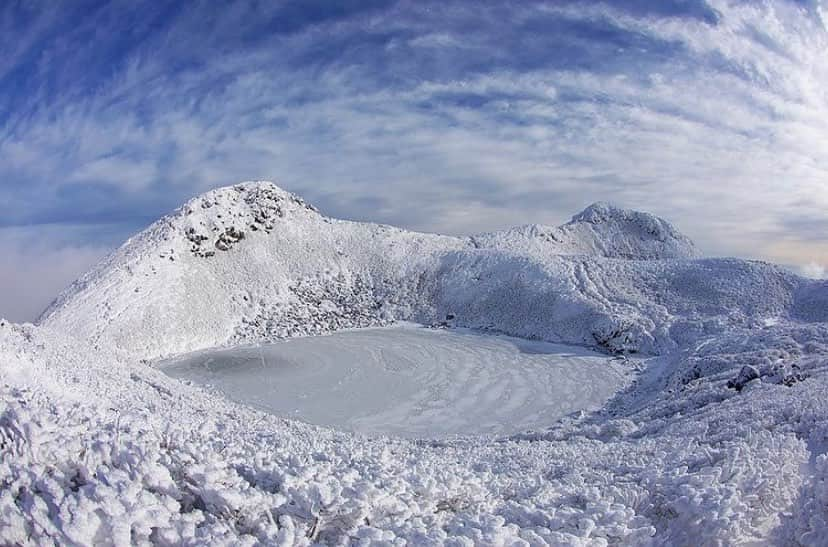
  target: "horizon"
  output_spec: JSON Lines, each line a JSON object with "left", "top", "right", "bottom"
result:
{"left": 2, "top": 0, "right": 827, "bottom": 321}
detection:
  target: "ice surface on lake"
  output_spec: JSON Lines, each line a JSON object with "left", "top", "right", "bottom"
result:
{"left": 160, "top": 325, "right": 630, "bottom": 437}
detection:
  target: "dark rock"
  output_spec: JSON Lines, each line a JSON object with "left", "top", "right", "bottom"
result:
{"left": 727, "top": 365, "right": 760, "bottom": 392}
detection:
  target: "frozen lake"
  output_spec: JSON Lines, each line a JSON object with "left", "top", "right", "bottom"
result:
{"left": 160, "top": 325, "right": 630, "bottom": 437}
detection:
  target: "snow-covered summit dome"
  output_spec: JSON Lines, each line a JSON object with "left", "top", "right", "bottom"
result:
{"left": 178, "top": 180, "right": 317, "bottom": 213}
{"left": 562, "top": 201, "right": 697, "bottom": 259}
{"left": 473, "top": 202, "right": 696, "bottom": 260}
{"left": 569, "top": 201, "right": 684, "bottom": 240}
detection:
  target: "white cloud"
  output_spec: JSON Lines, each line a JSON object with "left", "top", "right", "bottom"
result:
{"left": 0, "top": 227, "right": 111, "bottom": 322}
{"left": 801, "top": 262, "right": 827, "bottom": 279}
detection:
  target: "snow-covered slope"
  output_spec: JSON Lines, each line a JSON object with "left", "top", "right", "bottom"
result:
{"left": 39, "top": 181, "right": 812, "bottom": 360}
{"left": 4, "top": 181, "right": 828, "bottom": 545}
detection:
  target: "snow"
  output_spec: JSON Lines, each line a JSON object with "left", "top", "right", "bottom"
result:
{"left": 159, "top": 324, "right": 632, "bottom": 438}
{"left": 473, "top": 201, "right": 697, "bottom": 261}
{"left": 3, "top": 181, "right": 828, "bottom": 544}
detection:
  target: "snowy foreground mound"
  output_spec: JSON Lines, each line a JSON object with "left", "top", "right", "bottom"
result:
{"left": 3, "top": 181, "right": 828, "bottom": 545}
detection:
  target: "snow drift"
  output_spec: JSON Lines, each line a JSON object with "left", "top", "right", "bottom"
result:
{"left": 2, "top": 181, "right": 828, "bottom": 545}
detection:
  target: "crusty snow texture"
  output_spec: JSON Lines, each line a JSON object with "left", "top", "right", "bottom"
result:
{"left": 2, "top": 181, "right": 828, "bottom": 545}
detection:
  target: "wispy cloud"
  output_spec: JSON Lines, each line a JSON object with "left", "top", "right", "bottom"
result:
{"left": 1, "top": 0, "right": 827, "bottom": 319}
{"left": 0, "top": 226, "right": 113, "bottom": 322}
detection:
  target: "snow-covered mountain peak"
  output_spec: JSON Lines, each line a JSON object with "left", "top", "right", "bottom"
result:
{"left": 179, "top": 180, "right": 317, "bottom": 217}
{"left": 562, "top": 201, "right": 697, "bottom": 259}
{"left": 168, "top": 180, "right": 319, "bottom": 255}
{"left": 472, "top": 202, "right": 696, "bottom": 261}
{"left": 569, "top": 201, "right": 678, "bottom": 234}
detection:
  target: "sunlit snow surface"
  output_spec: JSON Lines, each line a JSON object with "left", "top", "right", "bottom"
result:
{"left": 160, "top": 325, "right": 631, "bottom": 437}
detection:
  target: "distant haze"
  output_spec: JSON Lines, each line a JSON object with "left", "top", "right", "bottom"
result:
{"left": 1, "top": 0, "right": 826, "bottom": 321}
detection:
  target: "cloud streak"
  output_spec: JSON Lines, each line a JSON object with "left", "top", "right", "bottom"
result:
{"left": 1, "top": 0, "right": 827, "bottom": 320}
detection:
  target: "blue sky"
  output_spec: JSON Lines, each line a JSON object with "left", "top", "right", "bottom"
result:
{"left": 1, "top": 0, "right": 827, "bottom": 321}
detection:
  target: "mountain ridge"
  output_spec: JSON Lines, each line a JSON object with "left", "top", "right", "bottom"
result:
{"left": 39, "top": 180, "right": 815, "bottom": 361}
